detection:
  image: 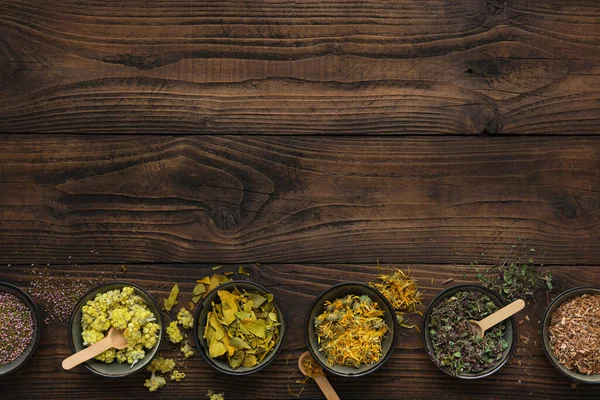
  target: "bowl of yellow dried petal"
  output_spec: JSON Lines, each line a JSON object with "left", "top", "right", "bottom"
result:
{"left": 305, "top": 282, "right": 399, "bottom": 377}
{"left": 194, "top": 281, "right": 286, "bottom": 375}
{"left": 68, "top": 281, "right": 163, "bottom": 377}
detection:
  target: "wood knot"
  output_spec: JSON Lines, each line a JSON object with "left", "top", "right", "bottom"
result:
{"left": 556, "top": 197, "right": 579, "bottom": 219}
{"left": 213, "top": 210, "right": 237, "bottom": 230}
{"left": 486, "top": 0, "right": 507, "bottom": 18}
{"left": 472, "top": 107, "right": 504, "bottom": 135}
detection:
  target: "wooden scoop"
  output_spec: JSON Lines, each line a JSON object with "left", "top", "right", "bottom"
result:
{"left": 298, "top": 351, "right": 340, "bottom": 400}
{"left": 469, "top": 299, "right": 525, "bottom": 338}
{"left": 62, "top": 328, "right": 127, "bottom": 370}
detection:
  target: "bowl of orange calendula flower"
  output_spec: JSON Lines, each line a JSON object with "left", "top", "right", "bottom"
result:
{"left": 305, "top": 282, "right": 398, "bottom": 377}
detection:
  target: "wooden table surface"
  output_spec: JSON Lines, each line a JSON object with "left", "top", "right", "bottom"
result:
{"left": 0, "top": 0, "right": 599, "bottom": 399}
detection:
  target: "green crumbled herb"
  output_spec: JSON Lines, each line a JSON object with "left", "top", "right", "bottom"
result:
{"left": 477, "top": 255, "right": 552, "bottom": 302}
{"left": 429, "top": 291, "right": 508, "bottom": 376}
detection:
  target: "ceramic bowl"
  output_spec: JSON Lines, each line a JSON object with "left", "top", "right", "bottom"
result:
{"left": 421, "top": 284, "right": 517, "bottom": 379}
{"left": 194, "top": 281, "right": 286, "bottom": 376}
{"left": 541, "top": 286, "right": 600, "bottom": 384}
{"left": 0, "top": 282, "right": 41, "bottom": 377}
{"left": 304, "top": 282, "right": 399, "bottom": 377}
{"left": 68, "top": 281, "right": 163, "bottom": 377}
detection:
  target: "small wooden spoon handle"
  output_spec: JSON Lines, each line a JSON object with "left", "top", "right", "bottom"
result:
{"left": 478, "top": 299, "right": 525, "bottom": 333}
{"left": 314, "top": 376, "right": 341, "bottom": 400}
{"left": 62, "top": 336, "right": 113, "bottom": 370}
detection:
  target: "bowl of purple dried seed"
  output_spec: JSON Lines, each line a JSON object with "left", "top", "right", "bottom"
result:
{"left": 0, "top": 282, "right": 41, "bottom": 377}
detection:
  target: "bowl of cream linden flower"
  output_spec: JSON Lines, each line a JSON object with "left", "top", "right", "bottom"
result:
{"left": 67, "top": 281, "right": 163, "bottom": 377}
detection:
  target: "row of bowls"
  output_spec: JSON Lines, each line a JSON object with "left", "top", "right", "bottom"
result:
{"left": 1, "top": 281, "right": 598, "bottom": 384}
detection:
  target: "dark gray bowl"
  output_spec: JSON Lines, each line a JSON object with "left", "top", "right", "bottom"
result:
{"left": 541, "top": 286, "right": 600, "bottom": 384}
{"left": 305, "top": 282, "right": 399, "bottom": 378}
{"left": 68, "top": 281, "right": 163, "bottom": 377}
{"left": 193, "top": 281, "right": 286, "bottom": 376}
{"left": 421, "top": 284, "right": 517, "bottom": 379}
{"left": 0, "top": 282, "right": 41, "bottom": 377}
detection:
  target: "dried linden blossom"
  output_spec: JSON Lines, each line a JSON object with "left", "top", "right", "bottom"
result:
{"left": 170, "top": 370, "right": 185, "bottom": 382}
{"left": 177, "top": 307, "right": 194, "bottom": 329}
{"left": 144, "top": 357, "right": 176, "bottom": 392}
{"left": 144, "top": 373, "right": 166, "bottom": 392}
{"left": 204, "top": 287, "right": 280, "bottom": 369}
{"left": 147, "top": 356, "right": 176, "bottom": 374}
{"left": 81, "top": 286, "right": 159, "bottom": 366}
{"left": 166, "top": 321, "right": 184, "bottom": 344}
{"left": 181, "top": 342, "right": 195, "bottom": 358}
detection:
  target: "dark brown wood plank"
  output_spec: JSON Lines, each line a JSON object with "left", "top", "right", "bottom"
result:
{"left": 0, "top": 263, "right": 598, "bottom": 399}
{"left": 1, "top": 135, "right": 599, "bottom": 265}
{"left": 0, "top": 0, "right": 598, "bottom": 133}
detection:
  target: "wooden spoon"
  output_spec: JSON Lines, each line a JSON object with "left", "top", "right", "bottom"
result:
{"left": 62, "top": 328, "right": 127, "bottom": 370}
{"left": 298, "top": 351, "right": 340, "bottom": 400}
{"left": 469, "top": 299, "right": 525, "bottom": 338}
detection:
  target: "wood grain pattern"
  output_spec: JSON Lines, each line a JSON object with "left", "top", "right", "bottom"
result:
{"left": 1, "top": 135, "right": 599, "bottom": 265}
{"left": 0, "top": 263, "right": 598, "bottom": 399}
{"left": 0, "top": 0, "right": 598, "bottom": 133}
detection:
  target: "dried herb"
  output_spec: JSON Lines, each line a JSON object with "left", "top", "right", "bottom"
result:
{"left": 302, "top": 355, "right": 324, "bottom": 378}
{"left": 208, "top": 391, "right": 225, "bottom": 400}
{"left": 315, "top": 295, "right": 388, "bottom": 368}
{"left": 549, "top": 294, "right": 600, "bottom": 375}
{"left": 369, "top": 267, "right": 422, "bottom": 330}
{"left": 0, "top": 292, "right": 34, "bottom": 366}
{"left": 164, "top": 284, "right": 179, "bottom": 312}
{"left": 476, "top": 256, "right": 552, "bottom": 302}
{"left": 204, "top": 287, "right": 280, "bottom": 369}
{"left": 428, "top": 291, "right": 508, "bottom": 375}
{"left": 238, "top": 266, "right": 251, "bottom": 276}
{"left": 29, "top": 267, "right": 100, "bottom": 324}
{"left": 193, "top": 273, "right": 232, "bottom": 304}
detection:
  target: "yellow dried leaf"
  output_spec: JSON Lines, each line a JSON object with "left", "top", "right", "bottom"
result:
{"left": 248, "top": 293, "right": 267, "bottom": 309}
{"left": 242, "top": 355, "right": 258, "bottom": 368}
{"left": 209, "top": 311, "right": 225, "bottom": 341}
{"left": 222, "top": 334, "right": 236, "bottom": 357}
{"left": 212, "top": 265, "right": 223, "bottom": 270}
{"left": 209, "top": 338, "right": 227, "bottom": 358}
{"left": 207, "top": 274, "right": 221, "bottom": 292}
{"left": 223, "top": 309, "right": 237, "bottom": 326}
{"left": 268, "top": 312, "right": 278, "bottom": 322}
{"left": 193, "top": 283, "right": 206, "bottom": 296}
{"left": 229, "top": 337, "right": 251, "bottom": 350}
{"left": 218, "top": 291, "right": 240, "bottom": 312}
{"left": 163, "top": 283, "right": 179, "bottom": 312}
{"left": 197, "top": 277, "right": 211, "bottom": 285}
{"left": 241, "top": 318, "right": 266, "bottom": 339}
{"left": 238, "top": 266, "right": 251, "bottom": 276}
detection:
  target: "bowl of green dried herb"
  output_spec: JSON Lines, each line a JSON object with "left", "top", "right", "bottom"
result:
{"left": 421, "top": 284, "right": 517, "bottom": 379}
{"left": 305, "top": 282, "right": 399, "bottom": 378}
{"left": 193, "top": 281, "right": 286, "bottom": 376}
{"left": 541, "top": 286, "right": 600, "bottom": 384}
{"left": 0, "top": 282, "right": 41, "bottom": 377}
